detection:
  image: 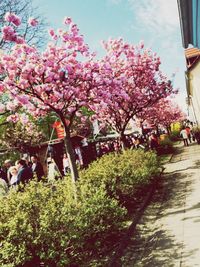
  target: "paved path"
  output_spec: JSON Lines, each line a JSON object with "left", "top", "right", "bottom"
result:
{"left": 121, "top": 142, "right": 200, "bottom": 267}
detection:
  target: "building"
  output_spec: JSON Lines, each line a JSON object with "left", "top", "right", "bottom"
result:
{"left": 177, "top": 0, "right": 200, "bottom": 125}
{"left": 185, "top": 47, "right": 200, "bottom": 125}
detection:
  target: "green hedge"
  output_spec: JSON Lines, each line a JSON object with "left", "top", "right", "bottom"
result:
{"left": 158, "top": 137, "right": 174, "bottom": 154}
{"left": 0, "top": 149, "right": 160, "bottom": 266}
{"left": 169, "top": 130, "right": 181, "bottom": 141}
{"left": 0, "top": 180, "right": 126, "bottom": 267}
{"left": 79, "top": 149, "right": 160, "bottom": 202}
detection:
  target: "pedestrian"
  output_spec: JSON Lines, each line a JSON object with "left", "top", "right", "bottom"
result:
{"left": 62, "top": 153, "right": 70, "bottom": 175}
{"left": 15, "top": 159, "right": 33, "bottom": 185}
{"left": 9, "top": 166, "right": 19, "bottom": 186}
{"left": 31, "top": 155, "right": 44, "bottom": 181}
{"left": 149, "top": 133, "right": 159, "bottom": 151}
{"left": 0, "top": 166, "right": 7, "bottom": 184}
{"left": 185, "top": 126, "right": 192, "bottom": 143}
{"left": 180, "top": 127, "right": 189, "bottom": 146}
{"left": 47, "top": 157, "right": 61, "bottom": 182}
{"left": 4, "top": 159, "right": 13, "bottom": 185}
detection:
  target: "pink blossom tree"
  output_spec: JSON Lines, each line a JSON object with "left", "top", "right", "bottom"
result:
{"left": 0, "top": 16, "right": 98, "bottom": 182}
{"left": 138, "top": 98, "right": 186, "bottom": 134}
{"left": 91, "top": 39, "right": 177, "bottom": 147}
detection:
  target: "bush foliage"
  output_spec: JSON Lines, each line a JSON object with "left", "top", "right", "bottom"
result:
{"left": 158, "top": 137, "right": 174, "bottom": 154}
{"left": 79, "top": 149, "right": 160, "bottom": 201}
{"left": 0, "top": 149, "right": 160, "bottom": 266}
{"left": 169, "top": 130, "right": 181, "bottom": 141}
{"left": 0, "top": 180, "right": 126, "bottom": 267}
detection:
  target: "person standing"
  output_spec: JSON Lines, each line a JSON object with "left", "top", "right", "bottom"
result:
{"left": 4, "top": 159, "right": 13, "bottom": 185}
{"left": 149, "top": 133, "right": 159, "bottom": 151}
{"left": 31, "top": 155, "right": 44, "bottom": 181}
{"left": 0, "top": 166, "right": 7, "bottom": 184}
{"left": 47, "top": 157, "right": 61, "bottom": 182}
{"left": 180, "top": 127, "right": 189, "bottom": 146}
{"left": 16, "top": 159, "right": 33, "bottom": 185}
{"left": 62, "top": 153, "right": 70, "bottom": 175}
{"left": 9, "top": 166, "right": 19, "bottom": 186}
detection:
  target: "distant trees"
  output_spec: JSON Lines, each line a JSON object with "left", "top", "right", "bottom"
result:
{"left": 0, "top": 0, "right": 47, "bottom": 49}
{"left": 92, "top": 39, "right": 176, "bottom": 147}
{"left": 0, "top": 12, "right": 180, "bottom": 181}
{"left": 138, "top": 98, "right": 186, "bottom": 134}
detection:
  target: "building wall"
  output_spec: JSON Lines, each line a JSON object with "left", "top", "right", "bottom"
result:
{"left": 188, "top": 61, "right": 200, "bottom": 126}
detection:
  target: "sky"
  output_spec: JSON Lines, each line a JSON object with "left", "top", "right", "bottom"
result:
{"left": 33, "top": 0, "right": 187, "bottom": 113}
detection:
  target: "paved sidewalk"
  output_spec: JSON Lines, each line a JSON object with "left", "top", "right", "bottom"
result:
{"left": 121, "top": 142, "right": 200, "bottom": 267}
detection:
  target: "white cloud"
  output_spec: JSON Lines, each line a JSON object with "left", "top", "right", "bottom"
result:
{"left": 128, "top": 0, "right": 180, "bottom": 35}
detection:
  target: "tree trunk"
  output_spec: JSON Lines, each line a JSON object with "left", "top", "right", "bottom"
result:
{"left": 140, "top": 121, "right": 146, "bottom": 138}
{"left": 166, "top": 125, "right": 171, "bottom": 136}
{"left": 156, "top": 125, "right": 160, "bottom": 137}
{"left": 120, "top": 132, "right": 126, "bottom": 150}
{"left": 61, "top": 119, "right": 79, "bottom": 183}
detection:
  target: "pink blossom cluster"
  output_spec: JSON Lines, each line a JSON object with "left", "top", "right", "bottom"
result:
{"left": 1, "top": 26, "right": 17, "bottom": 42}
{"left": 4, "top": 12, "right": 21, "bottom": 26}
{"left": 137, "top": 98, "right": 186, "bottom": 128}
{"left": 0, "top": 103, "right": 5, "bottom": 113}
{"left": 1, "top": 12, "right": 38, "bottom": 44}
{"left": 28, "top": 17, "right": 38, "bottom": 27}
{"left": 0, "top": 15, "right": 179, "bottom": 136}
{"left": 91, "top": 38, "right": 176, "bottom": 134}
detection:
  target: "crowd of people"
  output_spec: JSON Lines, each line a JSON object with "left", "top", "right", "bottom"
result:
{"left": 96, "top": 132, "right": 160, "bottom": 157}
{"left": 0, "top": 155, "right": 44, "bottom": 194}
{"left": 0, "top": 130, "right": 165, "bottom": 196}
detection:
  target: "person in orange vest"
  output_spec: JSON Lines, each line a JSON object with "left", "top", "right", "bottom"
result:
{"left": 185, "top": 126, "right": 192, "bottom": 143}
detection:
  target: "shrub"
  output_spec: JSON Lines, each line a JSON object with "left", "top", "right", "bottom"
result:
{"left": 79, "top": 149, "right": 160, "bottom": 202}
{"left": 169, "top": 130, "right": 181, "bottom": 141}
{"left": 158, "top": 137, "right": 174, "bottom": 154}
{"left": 0, "top": 180, "right": 126, "bottom": 267}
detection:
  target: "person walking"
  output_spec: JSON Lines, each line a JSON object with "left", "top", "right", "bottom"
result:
{"left": 180, "top": 127, "right": 189, "bottom": 146}
{"left": 185, "top": 126, "right": 192, "bottom": 143}
{"left": 31, "top": 155, "right": 44, "bottom": 181}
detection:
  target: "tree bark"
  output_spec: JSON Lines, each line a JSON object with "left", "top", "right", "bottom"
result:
{"left": 140, "top": 121, "right": 146, "bottom": 138}
{"left": 120, "top": 132, "right": 126, "bottom": 150}
{"left": 166, "top": 125, "right": 171, "bottom": 135}
{"left": 60, "top": 119, "right": 79, "bottom": 183}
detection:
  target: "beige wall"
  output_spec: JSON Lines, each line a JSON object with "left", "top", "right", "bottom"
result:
{"left": 188, "top": 61, "right": 200, "bottom": 126}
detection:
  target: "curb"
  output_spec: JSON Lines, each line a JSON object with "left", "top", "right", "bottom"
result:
{"left": 107, "top": 171, "right": 164, "bottom": 267}
{"left": 107, "top": 151, "right": 173, "bottom": 267}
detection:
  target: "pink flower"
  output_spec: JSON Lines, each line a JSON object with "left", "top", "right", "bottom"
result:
{"left": 16, "top": 95, "right": 30, "bottom": 105}
{"left": 20, "top": 113, "right": 29, "bottom": 124}
{"left": 2, "top": 26, "right": 16, "bottom": 42}
{"left": 0, "top": 82, "right": 5, "bottom": 92}
{"left": 28, "top": 17, "right": 38, "bottom": 27}
{"left": 6, "top": 101, "right": 16, "bottom": 111}
{"left": 15, "top": 36, "right": 25, "bottom": 44}
{"left": 63, "top": 17, "right": 72, "bottom": 25}
{"left": 4, "top": 12, "right": 21, "bottom": 26}
{"left": 48, "top": 29, "right": 55, "bottom": 37}
{"left": 7, "top": 114, "right": 19, "bottom": 123}
{"left": 0, "top": 103, "right": 5, "bottom": 113}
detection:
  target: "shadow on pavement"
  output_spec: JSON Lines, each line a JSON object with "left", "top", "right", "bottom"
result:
{"left": 118, "top": 159, "right": 197, "bottom": 266}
